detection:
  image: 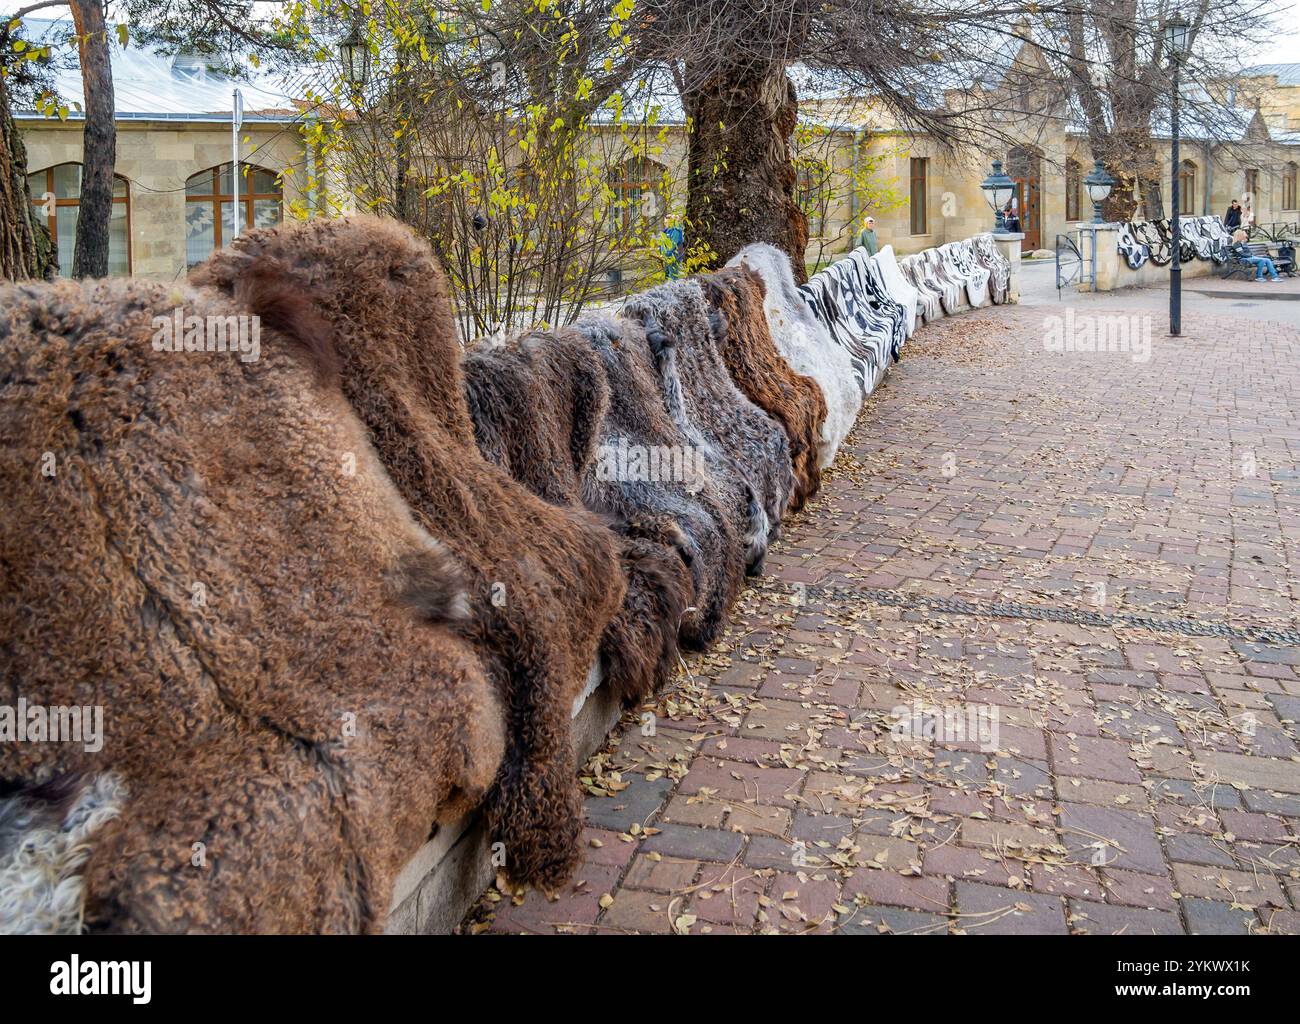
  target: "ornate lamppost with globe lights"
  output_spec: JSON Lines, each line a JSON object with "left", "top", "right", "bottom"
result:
{"left": 980, "top": 160, "right": 1017, "bottom": 233}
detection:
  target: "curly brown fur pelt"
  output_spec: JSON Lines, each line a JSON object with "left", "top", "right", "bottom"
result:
{"left": 462, "top": 331, "right": 690, "bottom": 703}
{"left": 195, "top": 216, "right": 625, "bottom": 891}
{"left": 697, "top": 266, "right": 826, "bottom": 513}
{"left": 563, "top": 313, "right": 744, "bottom": 652}
{"left": 0, "top": 266, "right": 504, "bottom": 933}
{"left": 621, "top": 278, "right": 794, "bottom": 572}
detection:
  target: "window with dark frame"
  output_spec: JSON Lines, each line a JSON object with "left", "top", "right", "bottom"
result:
{"left": 185, "top": 163, "right": 284, "bottom": 269}
{"left": 1179, "top": 160, "right": 1196, "bottom": 215}
{"left": 1284, "top": 163, "right": 1298, "bottom": 211}
{"left": 909, "top": 157, "right": 928, "bottom": 235}
{"left": 607, "top": 158, "right": 665, "bottom": 236}
{"left": 27, "top": 163, "right": 131, "bottom": 277}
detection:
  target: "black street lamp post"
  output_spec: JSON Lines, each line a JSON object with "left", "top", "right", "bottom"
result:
{"left": 1165, "top": 11, "right": 1191, "bottom": 336}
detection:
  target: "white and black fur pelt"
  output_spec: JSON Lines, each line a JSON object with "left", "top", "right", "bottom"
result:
{"left": 898, "top": 254, "right": 945, "bottom": 324}
{"left": 727, "top": 243, "right": 862, "bottom": 469}
{"left": 1131, "top": 221, "right": 1173, "bottom": 266}
{"left": 798, "top": 257, "right": 896, "bottom": 397}
{"left": 939, "top": 240, "right": 991, "bottom": 308}
{"left": 1116, "top": 222, "right": 1151, "bottom": 269}
{"left": 919, "top": 247, "right": 967, "bottom": 315}
{"left": 972, "top": 233, "right": 1012, "bottom": 303}
{"left": 847, "top": 249, "right": 908, "bottom": 359}
{"left": 0, "top": 772, "right": 126, "bottom": 934}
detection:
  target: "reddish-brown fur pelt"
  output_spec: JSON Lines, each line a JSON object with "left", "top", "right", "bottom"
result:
{"left": 697, "top": 266, "right": 827, "bottom": 512}
{"left": 0, "top": 267, "right": 504, "bottom": 933}
{"left": 196, "top": 216, "right": 626, "bottom": 891}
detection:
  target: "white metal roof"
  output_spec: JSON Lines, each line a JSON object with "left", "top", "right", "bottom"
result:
{"left": 14, "top": 17, "right": 301, "bottom": 123}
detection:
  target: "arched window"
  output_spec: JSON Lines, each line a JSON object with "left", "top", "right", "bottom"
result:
{"left": 1178, "top": 160, "right": 1196, "bottom": 215}
{"left": 185, "top": 162, "right": 283, "bottom": 268}
{"left": 1065, "top": 158, "right": 1082, "bottom": 222}
{"left": 1282, "top": 163, "right": 1297, "bottom": 211}
{"left": 27, "top": 163, "right": 131, "bottom": 277}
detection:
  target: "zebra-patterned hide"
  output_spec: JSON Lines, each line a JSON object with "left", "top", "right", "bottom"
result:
{"left": 899, "top": 253, "right": 944, "bottom": 323}
{"left": 872, "top": 245, "right": 920, "bottom": 335}
{"left": 939, "top": 239, "right": 992, "bottom": 308}
{"left": 1153, "top": 218, "right": 1197, "bottom": 264}
{"left": 848, "top": 249, "right": 908, "bottom": 358}
{"left": 1180, "top": 217, "right": 1214, "bottom": 260}
{"left": 1117, "top": 222, "right": 1150, "bottom": 269}
{"left": 920, "top": 247, "right": 968, "bottom": 315}
{"left": 1200, "top": 215, "right": 1233, "bottom": 263}
{"left": 798, "top": 255, "right": 896, "bottom": 399}
{"left": 727, "top": 243, "right": 862, "bottom": 469}
{"left": 971, "top": 233, "right": 1012, "bottom": 304}
{"left": 1131, "top": 220, "right": 1172, "bottom": 266}
{"left": 1121, "top": 216, "right": 1232, "bottom": 269}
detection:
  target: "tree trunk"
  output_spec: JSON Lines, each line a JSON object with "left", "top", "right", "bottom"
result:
{"left": 70, "top": 0, "right": 116, "bottom": 279}
{"left": 683, "top": 58, "right": 808, "bottom": 281}
{"left": 0, "top": 66, "right": 55, "bottom": 280}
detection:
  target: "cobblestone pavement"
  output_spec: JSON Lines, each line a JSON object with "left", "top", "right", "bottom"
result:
{"left": 468, "top": 304, "right": 1300, "bottom": 935}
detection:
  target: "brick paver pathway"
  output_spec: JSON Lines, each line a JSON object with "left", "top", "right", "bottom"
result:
{"left": 467, "top": 304, "right": 1300, "bottom": 935}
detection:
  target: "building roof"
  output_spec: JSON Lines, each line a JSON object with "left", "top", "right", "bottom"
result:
{"left": 1242, "top": 63, "right": 1300, "bottom": 86}
{"left": 14, "top": 17, "right": 301, "bottom": 123}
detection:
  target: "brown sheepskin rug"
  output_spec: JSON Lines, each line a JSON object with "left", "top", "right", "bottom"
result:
{"left": 697, "top": 266, "right": 827, "bottom": 512}
{"left": 462, "top": 330, "right": 690, "bottom": 702}
{"left": 622, "top": 278, "right": 794, "bottom": 568}
{"left": 563, "top": 313, "right": 745, "bottom": 652}
{"left": 0, "top": 268, "right": 504, "bottom": 933}
{"left": 195, "top": 216, "right": 625, "bottom": 891}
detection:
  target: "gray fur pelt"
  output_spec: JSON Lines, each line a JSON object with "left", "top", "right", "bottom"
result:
{"left": 621, "top": 279, "right": 793, "bottom": 570}
{"left": 565, "top": 313, "right": 745, "bottom": 651}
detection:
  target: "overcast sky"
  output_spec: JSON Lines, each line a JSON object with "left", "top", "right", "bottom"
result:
{"left": 3, "top": 1, "right": 1297, "bottom": 69}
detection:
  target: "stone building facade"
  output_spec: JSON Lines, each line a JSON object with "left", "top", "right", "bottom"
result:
{"left": 14, "top": 17, "right": 1300, "bottom": 281}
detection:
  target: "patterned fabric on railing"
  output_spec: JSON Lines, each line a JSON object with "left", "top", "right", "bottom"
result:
{"left": 940, "top": 239, "right": 992, "bottom": 308}
{"left": 873, "top": 245, "right": 920, "bottom": 335}
{"left": 1119, "top": 215, "right": 1232, "bottom": 268}
{"left": 898, "top": 253, "right": 944, "bottom": 324}
{"left": 1132, "top": 221, "right": 1172, "bottom": 266}
{"left": 1117, "top": 222, "right": 1150, "bottom": 269}
{"left": 798, "top": 234, "right": 1013, "bottom": 400}
{"left": 972, "top": 233, "right": 1012, "bottom": 304}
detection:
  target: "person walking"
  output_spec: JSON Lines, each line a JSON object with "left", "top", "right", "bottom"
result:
{"left": 857, "top": 216, "right": 879, "bottom": 255}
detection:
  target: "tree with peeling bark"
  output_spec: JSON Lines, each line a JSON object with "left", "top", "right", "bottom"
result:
{"left": 1032, "top": 0, "right": 1281, "bottom": 221}
{"left": 0, "top": 20, "right": 55, "bottom": 280}
{"left": 631, "top": 1, "right": 1099, "bottom": 281}
{"left": 67, "top": 0, "right": 114, "bottom": 278}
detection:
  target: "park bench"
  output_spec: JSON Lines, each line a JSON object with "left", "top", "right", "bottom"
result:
{"left": 1221, "top": 240, "right": 1297, "bottom": 279}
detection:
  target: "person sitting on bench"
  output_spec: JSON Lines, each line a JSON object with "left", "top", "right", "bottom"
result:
{"left": 1230, "top": 229, "right": 1280, "bottom": 282}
